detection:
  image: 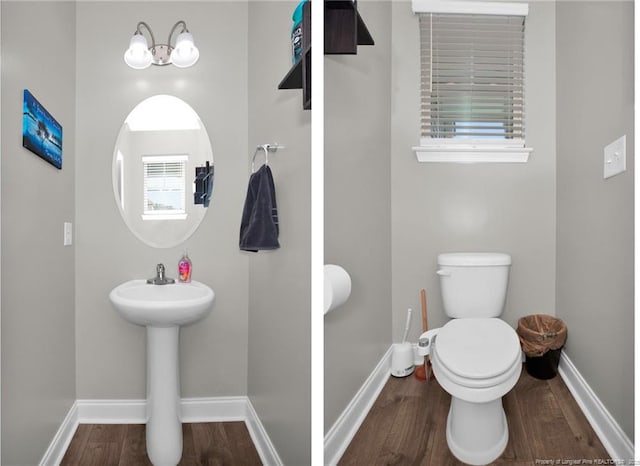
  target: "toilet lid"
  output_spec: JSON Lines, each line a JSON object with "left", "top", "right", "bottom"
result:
{"left": 435, "top": 318, "right": 521, "bottom": 380}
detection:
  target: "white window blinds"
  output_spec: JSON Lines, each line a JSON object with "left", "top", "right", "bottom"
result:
{"left": 419, "top": 12, "right": 526, "bottom": 144}
{"left": 142, "top": 155, "right": 188, "bottom": 219}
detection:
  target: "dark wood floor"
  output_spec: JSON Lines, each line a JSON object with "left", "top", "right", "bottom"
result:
{"left": 339, "top": 365, "right": 610, "bottom": 465}
{"left": 60, "top": 422, "right": 262, "bottom": 465}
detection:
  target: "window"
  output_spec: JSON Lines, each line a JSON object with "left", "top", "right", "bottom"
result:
{"left": 412, "top": 1, "right": 532, "bottom": 162}
{"left": 142, "top": 155, "right": 188, "bottom": 220}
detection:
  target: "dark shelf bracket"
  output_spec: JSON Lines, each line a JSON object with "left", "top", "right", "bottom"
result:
{"left": 278, "top": 58, "right": 303, "bottom": 90}
{"left": 356, "top": 11, "right": 374, "bottom": 46}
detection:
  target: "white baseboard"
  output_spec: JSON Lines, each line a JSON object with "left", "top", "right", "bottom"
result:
{"left": 558, "top": 351, "right": 634, "bottom": 461}
{"left": 181, "top": 396, "right": 248, "bottom": 423}
{"left": 40, "top": 397, "right": 281, "bottom": 466}
{"left": 76, "top": 399, "right": 146, "bottom": 423}
{"left": 244, "top": 397, "right": 284, "bottom": 466}
{"left": 324, "top": 346, "right": 392, "bottom": 466}
{"left": 39, "top": 402, "right": 79, "bottom": 466}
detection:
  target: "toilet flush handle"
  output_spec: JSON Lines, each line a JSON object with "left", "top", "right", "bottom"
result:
{"left": 418, "top": 328, "right": 440, "bottom": 357}
{"left": 436, "top": 269, "right": 451, "bottom": 277}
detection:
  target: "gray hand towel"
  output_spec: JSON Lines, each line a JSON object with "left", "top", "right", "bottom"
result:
{"left": 239, "top": 164, "right": 280, "bottom": 252}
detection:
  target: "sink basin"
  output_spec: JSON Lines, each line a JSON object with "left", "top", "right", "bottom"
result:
{"left": 109, "top": 279, "right": 214, "bottom": 327}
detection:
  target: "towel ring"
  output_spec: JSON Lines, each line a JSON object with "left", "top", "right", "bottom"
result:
{"left": 251, "top": 145, "right": 269, "bottom": 173}
{"left": 251, "top": 143, "right": 285, "bottom": 173}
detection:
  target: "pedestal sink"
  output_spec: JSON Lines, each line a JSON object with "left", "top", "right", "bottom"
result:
{"left": 109, "top": 279, "right": 215, "bottom": 466}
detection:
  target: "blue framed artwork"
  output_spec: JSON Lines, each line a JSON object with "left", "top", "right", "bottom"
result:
{"left": 22, "top": 89, "right": 63, "bottom": 169}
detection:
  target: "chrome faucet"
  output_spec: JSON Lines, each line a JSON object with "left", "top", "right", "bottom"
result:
{"left": 147, "top": 263, "right": 175, "bottom": 285}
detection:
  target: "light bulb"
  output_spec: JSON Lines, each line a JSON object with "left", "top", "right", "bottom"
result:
{"left": 171, "top": 31, "right": 199, "bottom": 68}
{"left": 124, "top": 34, "right": 152, "bottom": 69}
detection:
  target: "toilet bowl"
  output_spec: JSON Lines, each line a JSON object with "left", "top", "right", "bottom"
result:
{"left": 430, "top": 318, "right": 521, "bottom": 465}
{"left": 418, "top": 252, "right": 521, "bottom": 465}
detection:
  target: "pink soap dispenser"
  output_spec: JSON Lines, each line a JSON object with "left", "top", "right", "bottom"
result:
{"left": 178, "top": 250, "right": 192, "bottom": 283}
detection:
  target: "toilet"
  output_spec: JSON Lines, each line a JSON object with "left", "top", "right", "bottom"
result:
{"left": 419, "top": 252, "right": 522, "bottom": 465}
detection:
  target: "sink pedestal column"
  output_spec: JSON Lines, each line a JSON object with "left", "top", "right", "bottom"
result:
{"left": 146, "top": 326, "right": 182, "bottom": 466}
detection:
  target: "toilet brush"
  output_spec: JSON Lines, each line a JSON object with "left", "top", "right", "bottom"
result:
{"left": 401, "top": 307, "right": 412, "bottom": 344}
{"left": 391, "top": 308, "right": 416, "bottom": 377}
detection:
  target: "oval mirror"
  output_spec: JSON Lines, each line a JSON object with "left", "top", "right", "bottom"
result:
{"left": 112, "top": 95, "right": 213, "bottom": 248}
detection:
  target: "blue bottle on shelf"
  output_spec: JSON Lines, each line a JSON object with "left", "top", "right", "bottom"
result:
{"left": 291, "top": 0, "right": 308, "bottom": 64}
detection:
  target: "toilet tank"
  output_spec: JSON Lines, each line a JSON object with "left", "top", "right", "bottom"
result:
{"left": 437, "top": 253, "right": 511, "bottom": 319}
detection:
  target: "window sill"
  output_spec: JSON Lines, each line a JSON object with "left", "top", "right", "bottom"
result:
{"left": 142, "top": 213, "right": 188, "bottom": 221}
{"left": 412, "top": 146, "right": 533, "bottom": 163}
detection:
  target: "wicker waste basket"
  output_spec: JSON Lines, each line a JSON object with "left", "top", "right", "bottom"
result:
{"left": 517, "top": 314, "right": 567, "bottom": 380}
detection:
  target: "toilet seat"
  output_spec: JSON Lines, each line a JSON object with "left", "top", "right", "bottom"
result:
{"left": 434, "top": 318, "right": 521, "bottom": 389}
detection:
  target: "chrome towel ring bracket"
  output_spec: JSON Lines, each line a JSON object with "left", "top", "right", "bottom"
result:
{"left": 251, "top": 143, "right": 285, "bottom": 173}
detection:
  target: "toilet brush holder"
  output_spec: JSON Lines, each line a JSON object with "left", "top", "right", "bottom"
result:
{"left": 391, "top": 342, "right": 415, "bottom": 377}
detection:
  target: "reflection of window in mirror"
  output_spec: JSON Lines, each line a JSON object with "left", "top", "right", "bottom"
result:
{"left": 116, "top": 150, "right": 125, "bottom": 210}
{"left": 142, "top": 154, "right": 188, "bottom": 220}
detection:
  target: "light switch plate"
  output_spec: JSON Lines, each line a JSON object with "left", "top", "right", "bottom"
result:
{"left": 64, "top": 222, "right": 72, "bottom": 246}
{"left": 604, "top": 135, "right": 626, "bottom": 179}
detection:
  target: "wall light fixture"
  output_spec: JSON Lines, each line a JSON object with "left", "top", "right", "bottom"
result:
{"left": 124, "top": 20, "right": 200, "bottom": 69}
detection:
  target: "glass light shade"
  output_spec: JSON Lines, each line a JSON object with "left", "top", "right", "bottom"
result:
{"left": 124, "top": 34, "right": 153, "bottom": 69}
{"left": 171, "top": 32, "right": 199, "bottom": 68}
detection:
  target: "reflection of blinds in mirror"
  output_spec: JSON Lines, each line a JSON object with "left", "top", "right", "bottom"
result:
{"left": 142, "top": 155, "right": 188, "bottom": 220}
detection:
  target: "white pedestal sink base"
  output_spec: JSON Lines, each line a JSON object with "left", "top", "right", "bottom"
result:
{"left": 146, "top": 326, "right": 182, "bottom": 466}
{"left": 109, "top": 280, "right": 215, "bottom": 466}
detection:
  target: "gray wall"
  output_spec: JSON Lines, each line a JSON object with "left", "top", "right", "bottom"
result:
{"left": 246, "top": 2, "right": 311, "bottom": 464}
{"left": 324, "top": 1, "right": 392, "bottom": 431}
{"left": 75, "top": 2, "right": 250, "bottom": 398}
{"left": 1, "top": 2, "right": 77, "bottom": 465}
{"left": 556, "top": 1, "right": 634, "bottom": 440}
{"left": 390, "top": 1, "right": 557, "bottom": 339}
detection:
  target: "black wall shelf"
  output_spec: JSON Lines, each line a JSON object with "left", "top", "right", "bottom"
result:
{"left": 278, "top": 1, "right": 312, "bottom": 110}
{"left": 278, "top": 0, "right": 374, "bottom": 110}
